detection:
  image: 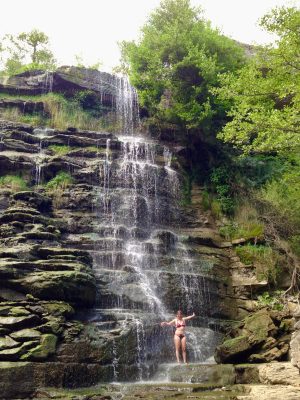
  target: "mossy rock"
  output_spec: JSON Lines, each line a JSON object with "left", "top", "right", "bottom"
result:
{"left": 38, "top": 316, "right": 64, "bottom": 335}
{"left": 243, "top": 309, "right": 276, "bottom": 344}
{"left": 215, "top": 335, "right": 250, "bottom": 363}
{"left": 0, "top": 341, "right": 37, "bottom": 361}
{"left": 9, "top": 306, "right": 31, "bottom": 317}
{"left": 43, "top": 301, "right": 74, "bottom": 317}
{"left": 21, "top": 334, "right": 57, "bottom": 360}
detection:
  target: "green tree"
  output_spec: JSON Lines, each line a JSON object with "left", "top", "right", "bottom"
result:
{"left": 1, "top": 29, "right": 56, "bottom": 75}
{"left": 120, "top": 0, "right": 245, "bottom": 134}
{"left": 216, "top": 7, "right": 300, "bottom": 154}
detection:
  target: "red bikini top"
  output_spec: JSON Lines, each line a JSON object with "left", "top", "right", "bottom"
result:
{"left": 175, "top": 319, "right": 186, "bottom": 328}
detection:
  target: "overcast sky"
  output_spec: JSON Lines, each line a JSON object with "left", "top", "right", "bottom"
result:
{"left": 1, "top": 0, "right": 298, "bottom": 71}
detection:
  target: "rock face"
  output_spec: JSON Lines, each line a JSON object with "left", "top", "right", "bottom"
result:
{"left": 0, "top": 117, "right": 234, "bottom": 390}
{"left": 0, "top": 190, "right": 96, "bottom": 306}
{"left": 0, "top": 67, "right": 121, "bottom": 107}
{"left": 215, "top": 308, "right": 293, "bottom": 363}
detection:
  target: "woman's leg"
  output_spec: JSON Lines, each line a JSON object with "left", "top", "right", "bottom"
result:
{"left": 174, "top": 335, "right": 181, "bottom": 363}
{"left": 181, "top": 336, "right": 187, "bottom": 363}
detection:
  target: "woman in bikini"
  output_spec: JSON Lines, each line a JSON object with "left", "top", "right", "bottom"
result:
{"left": 160, "top": 310, "right": 195, "bottom": 364}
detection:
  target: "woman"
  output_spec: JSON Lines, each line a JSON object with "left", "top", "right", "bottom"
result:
{"left": 161, "top": 310, "right": 195, "bottom": 364}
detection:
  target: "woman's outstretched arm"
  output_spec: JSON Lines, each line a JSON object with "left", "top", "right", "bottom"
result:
{"left": 160, "top": 319, "right": 176, "bottom": 327}
{"left": 183, "top": 312, "right": 195, "bottom": 321}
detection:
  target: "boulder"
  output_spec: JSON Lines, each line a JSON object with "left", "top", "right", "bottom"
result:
{"left": 215, "top": 308, "right": 291, "bottom": 364}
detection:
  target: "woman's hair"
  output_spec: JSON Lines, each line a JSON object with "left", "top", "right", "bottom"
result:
{"left": 176, "top": 310, "right": 183, "bottom": 316}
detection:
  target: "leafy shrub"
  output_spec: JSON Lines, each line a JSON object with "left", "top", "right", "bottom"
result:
{"left": 46, "top": 172, "right": 73, "bottom": 190}
{"left": 260, "top": 167, "right": 300, "bottom": 229}
{"left": 219, "top": 201, "right": 264, "bottom": 241}
{"left": 0, "top": 175, "right": 28, "bottom": 191}
{"left": 210, "top": 167, "right": 234, "bottom": 215}
{"left": 257, "top": 291, "right": 284, "bottom": 311}
{"left": 74, "top": 90, "right": 101, "bottom": 111}
{"left": 211, "top": 199, "right": 222, "bottom": 219}
{"left": 290, "top": 235, "right": 300, "bottom": 258}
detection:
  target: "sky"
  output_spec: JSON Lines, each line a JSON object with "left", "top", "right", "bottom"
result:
{"left": 0, "top": 0, "right": 298, "bottom": 71}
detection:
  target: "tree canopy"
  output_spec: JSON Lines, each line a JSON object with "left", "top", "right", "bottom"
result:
{"left": 120, "top": 0, "right": 246, "bottom": 134}
{"left": 216, "top": 7, "right": 300, "bottom": 155}
{"left": 0, "top": 29, "right": 56, "bottom": 75}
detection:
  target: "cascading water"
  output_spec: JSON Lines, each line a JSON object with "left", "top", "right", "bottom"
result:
{"left": 33, "top": 128, "right": 54, "bottom": 186}
{"left": 91, "top": 75, "right": 221, "bottom": 381}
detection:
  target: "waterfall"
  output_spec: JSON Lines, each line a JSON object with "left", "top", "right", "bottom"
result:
{"left": 43, "top": 71, "right": 54, "bottom": 94}
{"left": 92, "top": 75, "right": 220, "bottom": 381}
{"left": 115, "top": 76, "right": 139, "bottom": 135}
{"left": 33, "top": 128, "right": 54, "bottom": 186}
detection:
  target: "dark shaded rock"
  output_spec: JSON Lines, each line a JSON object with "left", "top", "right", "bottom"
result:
{"left": 13, "top": 191, "right": 52, "bottom": 212}
{"left": 0, "top": 119, "right": 33, "bottom": 133}
{"left": 0, "top": 98, "right": 44, "bottom": 113}
{"left": 0, "top": 361, "right": 34, "bottom": 399}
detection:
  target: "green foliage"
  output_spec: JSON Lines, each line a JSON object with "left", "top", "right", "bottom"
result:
{"left": 120, "top": 0, "right": 245, "bottom": 134}
{"left": 236, "top": 244, "right": 280, "bottom": 282}
{"left": 219, "top": 222, "right": 264, "bottom": 241}
{"left": 0, "top": 29, "right": 56, "bottom": 75}
{"left": 217, "top": 6, "right": 300, "bottom": 154}
{"left": 290, "top": 235, "right": 300, "bottom": 258}
{"left": 48, "top": 145, "right": 73, "bottom": 156}
{"left": 260, "top": 162, "right": 300, "bottom": 229}
{"left": 201, "top": 190, "right": 210, "bottom": 211}
{"left": 74, "top": 90, "right": 102, "bottom": 115}
{"left": 257, "top": 291, "right": 284, "bottom": 311}
{"left": 46, "top": 172, "right": 73, "bottom": 190}
{"left": 0, "top": 175, "right": 28, "bottom": 191}
{"left": 219, "top": 201, "right": 264, "bottom": 241}
{"left": 210, "top": 167, "right": 234, "bottom": 214}
{"left": 0, "top": 92, "right": 117, "bottom": 131}
{"left": 234, "top": 155, "right": 288, "bottom": 189}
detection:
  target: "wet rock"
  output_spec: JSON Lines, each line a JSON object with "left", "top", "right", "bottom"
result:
{"left": 154, "top": 363, "right": 236, "bottom": 385}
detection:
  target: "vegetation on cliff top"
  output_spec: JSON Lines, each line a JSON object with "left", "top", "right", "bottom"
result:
{"left": 120, "top": 0, "right": 246, "bottom": 135}
{"left": 0, "top": 29, "right": 56, "bottom": 75}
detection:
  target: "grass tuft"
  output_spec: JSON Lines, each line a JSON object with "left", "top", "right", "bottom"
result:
{"left": 0, "top": 175, "right": 28, "bottom": 191}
